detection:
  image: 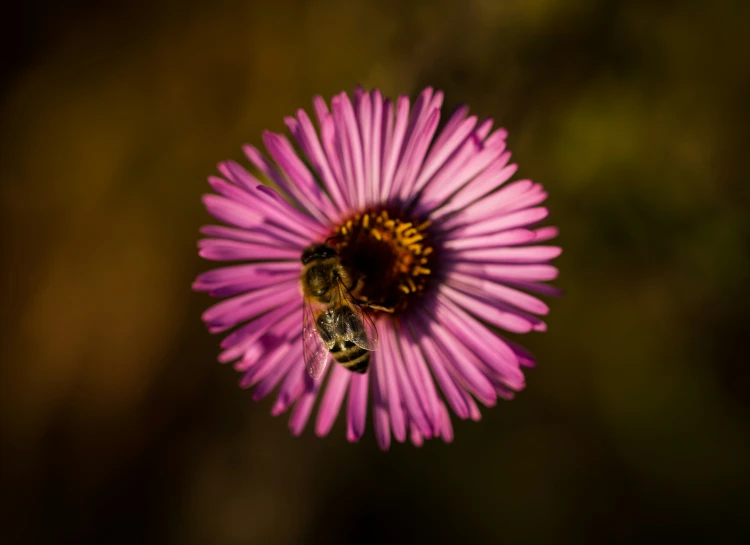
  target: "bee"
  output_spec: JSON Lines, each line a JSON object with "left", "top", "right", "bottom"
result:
{"left": 300, "top": 243, "right": 378, "bottom": 379}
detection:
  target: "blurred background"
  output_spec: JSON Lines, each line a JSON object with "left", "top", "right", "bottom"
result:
{"left": 2, "top": 0, "right": 749, "bottom": 543}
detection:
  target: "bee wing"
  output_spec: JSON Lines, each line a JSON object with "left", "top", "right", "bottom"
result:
{"left": 333, "top": 279, "right": 379, "bottom": 352}
{"left": 302, "top": 297, "right": 331, "bottom": 379}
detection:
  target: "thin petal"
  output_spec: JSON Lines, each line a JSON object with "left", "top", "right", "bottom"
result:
{"left": 346, "top": 372, "right": 369, "bottom": 442}
{"left": 432, "top": 298, "right": 524, "bottom": 388}
{"left": 368, "top": 90, "right": 383, "bottom": 205}
{"left": 439, "top": 284, "right": 535, "bottom": 334}
{"left": 453, "top": 207, "right": 550, "bottom": 239}
{"left": 193, "top": 261, "right": 299, "bottom": 293}
{"left": 287, "top": 108, "right": 347, "bottom": 216}
{"left": 442, "top": 228, "right": 538, "bottom": 251}
{"left": 401, "top": 323, "right": 441, "bottom": 435}
{"left": 262, "top": 131, "right": 337, "bottom": 222}
{"left": 413, "top": 319, "right": 471, "bottom": 420}
{"left": 315, "top": 364, "right": 351, "bottom": 437}
{"left": 451, "top": 262, "right": 559, "bottom": 283}
{"left": 437, "top": 401, "right": 454, "bottom": 443}
{"left": 389, "top": 330, "right": 432, "bottom": 437}
{"left": 380, "top": 96, "right": 410, "bottom": 202}
{"left": 412, "top": 108, "right": 476, "bottom": 195}
{"left": 289, "top": 372, "right": 324, "bottom": 436}
{"left": 271, "top": 361, "right": 307, "bottom": 416}
{"left": 319, "top": 113, "right": 352, "bottom": 208}
{"left": 447, "top": 271, "right": 551, "bottom": 314}
{"left": 202, "top": 281, "right": 299, "bottom": 332}
{"left": 447, "top": 245, "right": 563, "bottom": 264}
{"left": 380, "top": 328, "right": 407, "bottom": 442}
{"left": 371, "top": 351, "right": 392, "bottom": 450}
{"left": 198, "top": 239, "right": 302, "bottom": 262}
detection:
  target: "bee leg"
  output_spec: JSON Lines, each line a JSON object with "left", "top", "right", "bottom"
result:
{"left": 352, "top": 297, "right": 395, "bottom": 313}
{"left": 362, "top": 302, "right": 395, "bottom": 313}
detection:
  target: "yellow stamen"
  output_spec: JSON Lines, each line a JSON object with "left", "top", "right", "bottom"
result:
{"left": 401, "top": 235, "right": 423, "bottom": 246}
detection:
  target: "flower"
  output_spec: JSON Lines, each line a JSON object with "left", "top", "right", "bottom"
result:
{"left": 193, "top": 87, "right": 561, "bottom": 450}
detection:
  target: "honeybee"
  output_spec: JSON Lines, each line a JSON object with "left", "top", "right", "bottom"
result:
{"left": 300, "top": 243, "right": 379, "bottom": 378}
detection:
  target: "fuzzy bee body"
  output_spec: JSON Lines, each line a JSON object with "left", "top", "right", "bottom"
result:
{"left": 315, "top": 307, "right": 371, "bottom": 373}
{"left": 300, "top": 244, "right": 378, "bottom": 378}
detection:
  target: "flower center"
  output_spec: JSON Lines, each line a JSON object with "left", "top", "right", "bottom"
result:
{"left": 332, "top": 209, "right": 434, "bottom": 314}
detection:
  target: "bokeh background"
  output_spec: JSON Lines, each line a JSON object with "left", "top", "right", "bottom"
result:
{"left": 2, "top": 0, "right": 749, "bottom": 543}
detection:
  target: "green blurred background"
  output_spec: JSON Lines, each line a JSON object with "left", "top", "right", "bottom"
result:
{"left": 2, "top": 0, "right": 749, "bottom": 543}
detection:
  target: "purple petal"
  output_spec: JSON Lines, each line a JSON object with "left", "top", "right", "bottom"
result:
{"left": 437, "top": 401, "right": 454, "bottom": 443}
{"left": 262, "top": 131, "right": 337, "bottom": 222}
{"left": 198, "top": 239, "right": 302, "bottom": 262}
{"left": 401, "top": 324, "right": 441, "bottom": 435}
{"left": 423, "top": 306, "right": 499, "bottom": 406}
{"left": 289, "top": 373, "right": 323, "bottom": 436}
{"left": 440, "top": 179, "right": 541, "bottom": 229}
{"left": 252, "top": 185, "right": 329, "bottom": 239}
{"left": 202, "top": 281, "right": 299, "bottom": 332}
{"left": 447, "top": 271, "right": 551, "bottom": 314}
{"left": 380, "top": 329, "right": 407, "bottom": 442}
{"left": 357, "top": 91, "right": 374, "bottom": 206}
{"left": 388, "top": 331, "right": 432, "bottom": 437}
{"left": 501, "top": 279, "right": 565, "bottom": 298}
{"left": 193, "top": 261, "right": 298, "bottom": 292}
{"left": 380, "top": 96, "right": 410, "bottom": 202}
{"left": 319, "top": 113, "right": 352, "bottom": 208}
{"left": 240, "top": 336, "right": 299, "bottom": 388}
{"left": 287, "top": 108, "right": 347, "bottom": 216}
{"left": 253, "top": 349, "right": 300, "bottom": 401}
{"left": 346, "top": 372, "right": 369, "bottom": 442}
{"left": 219, "top": 299, "right": 298, "bottom": 350}
{"left": 432, "top": 298, "right": 524, "bottom": 388}
{"left": 244, "top": 141, "right": 329, "bottom": 226}
{"left": 452, "top": 262, "right": 559, "bottom": 283}
{"left": 371, "top": 351, "right": 392, "bottom": 450}
{"left": 438, "top": 285, "right": 535, "bottom": 334}
{"left": 271, "top": 362, "right": 307, "bottom": 416}
{"left": 447, "top": 245, "right": 563, "bottom": 264}
{"left": 367, "top": 90, "right": 383, "bottom": 205}
{"left": 533, "top": 226, "right": 559, "bottom": 242}
{"left": 413, "top": 319, "right": 471, "bottom": 420}
{"left": 207, "top": 176, "right": 258, "bottom": 208}
{"left": 315, "top": 364, "right": 351, "bottom": 437}
{"left": 312, "top": 95, "right": 329, "bottom": 125}
{"left": 331, "top": 95, "right": 359, "bottom": 210}
{"left": 221, "top": 307, "right": 301, "bottom": 364}
{"left": 202, "top": 195, "right": 263, "bottom": 231}
{"left": 396, "top": 108, "right": 441, "bottom": 202}
{"left": 431, "top": 157, "right": 516, "bottom": 220}
{"left": 454, "top": 207, "right": 550, "bottom": 239}
{"left": 392, "top": 88, "right": 442, "bottom": 199}
{"left": 336, "top": 92, "right": 367, "bottom": 210}
{"left": 412, "top": 109, "right": 477, "bottom": 194}
{"left": 443, "top": 228, "right": 538, "bottom": 251}
{"left": 217, "top": 160, "right": 261, "bottom": 192}
{"left": 410, "top": 424, "right": 425, "bottom": 447}
{"left": 420, "top": 131, "right": 508, "bottom": 208}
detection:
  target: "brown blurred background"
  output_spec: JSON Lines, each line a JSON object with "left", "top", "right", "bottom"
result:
{"left": 1, "top": 0, "right": 749, "bottom": 543}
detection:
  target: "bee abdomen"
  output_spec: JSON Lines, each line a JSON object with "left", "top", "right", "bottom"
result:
{"left": 331, "top": 340, "right": 370, "bottom": 374}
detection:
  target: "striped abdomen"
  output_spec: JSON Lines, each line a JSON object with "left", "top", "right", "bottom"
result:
{"left": 316, "top": 307, "right": 370, "bottom": 374}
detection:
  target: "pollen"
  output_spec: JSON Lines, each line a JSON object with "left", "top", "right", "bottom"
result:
{"left": 331, "top": 209, "right": 435, "bottom": 313}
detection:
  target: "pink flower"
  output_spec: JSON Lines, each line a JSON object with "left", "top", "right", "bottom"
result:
{"left": 193, "top": 87, "right": 561, "bottom": 449}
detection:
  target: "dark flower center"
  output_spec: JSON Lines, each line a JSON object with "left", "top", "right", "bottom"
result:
{"left": 332, "top": 209, "right": 434, "bottom": 314}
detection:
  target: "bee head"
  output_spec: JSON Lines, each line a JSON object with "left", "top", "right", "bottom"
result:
{"left": 301, "top": 243, "right": 337, "bottom": 264}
